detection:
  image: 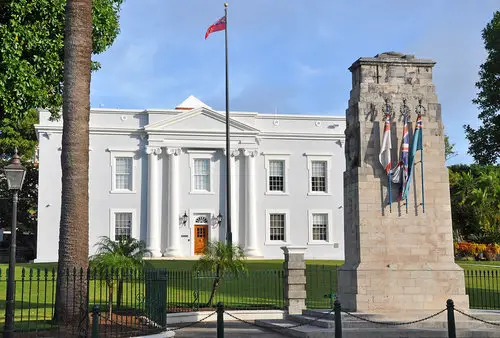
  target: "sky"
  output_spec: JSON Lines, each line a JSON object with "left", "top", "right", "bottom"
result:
{"left": 90, "top": 0, "right": 499, "bottom": 165}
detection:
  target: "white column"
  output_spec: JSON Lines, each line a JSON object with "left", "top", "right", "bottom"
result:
{"left": 146, "top": 146, "right": 162, "bottom": 257}
{"left": 165, "top": 147, "right": 182, "bottom": 257}
{"left": 243, "top": 150, "right": 260, "bottom": 256}
{"left": 229, "top": 150, "right": 239, "bottom": 246}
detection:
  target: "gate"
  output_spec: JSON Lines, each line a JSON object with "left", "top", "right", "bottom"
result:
{"left": 145, "top": 269, "right": 168, "bottom": 327}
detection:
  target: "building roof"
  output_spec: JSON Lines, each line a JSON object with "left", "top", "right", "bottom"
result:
{"left": 175, "top": 95, "right": 212, "bottom": 110}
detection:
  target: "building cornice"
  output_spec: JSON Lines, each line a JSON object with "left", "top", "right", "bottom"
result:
{"left": 35, "top": 125, "right": 145, "bottom": 136}
{"left": 256, "top": 114, "right": 344, "bottom": 121}
{"left": 35, "top": 125, "right": 345, "bottom": 141}
{"left": 259, "top": 133, "right": 345, "bottom": 140}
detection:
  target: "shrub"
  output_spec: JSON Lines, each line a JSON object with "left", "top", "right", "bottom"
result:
{"left": 454, "top": 241, "right": 500, "bottom": 261}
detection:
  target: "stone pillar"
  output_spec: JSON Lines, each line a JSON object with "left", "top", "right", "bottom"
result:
{"left": 164, "top": 147, "right": 181, "bottom": 257}
{"left": 282, "top": 246, "right": 307, "bottom": 315}
{"left": 337, "top": 52, "right": 469, "bottom": 312}
{"left": 146, "top": 146, "right": 162, "bottom": 257}
{"left": 243, "top": 150, "right": 260, "bottom": 256}
{"left": 229, "top": 149, "right": 239, "bottom": 246}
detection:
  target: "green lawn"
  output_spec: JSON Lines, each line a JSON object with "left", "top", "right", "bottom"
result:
{"left": 0, "top": 259, "right": 499, "bottom": 332}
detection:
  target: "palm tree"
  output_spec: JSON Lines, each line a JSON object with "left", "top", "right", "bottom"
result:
{"left": 90, "top": 236, "right": 150, "bottom": 317}
{"left": 54, "top": 0, "right": 93, "bottom": 327}
{"left": 193, "top": 241, "right": 247, "bottom": 307}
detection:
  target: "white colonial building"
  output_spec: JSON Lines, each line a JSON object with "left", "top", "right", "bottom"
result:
{"left": 35, "top": 96, "right": 346, "bottom": 262}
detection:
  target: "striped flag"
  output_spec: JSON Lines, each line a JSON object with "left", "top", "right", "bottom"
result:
{"left": 379, "top": 114, "right": 392, "bottom": 174}
{"left": 401, "top": 114, "right": 423, "bottom": 200}
{"left": 393, "top": 114, "right": 410, "bottom": 199}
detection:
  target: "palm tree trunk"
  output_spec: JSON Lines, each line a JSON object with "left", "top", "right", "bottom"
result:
{"left": 206, "top": 265, "right": 221, "bottom": 307}
{"left": 116, "top": 279, "right": 123, "bottom": 310}
{"left": 108, "top": 285, "right": 113, "bottom": 319}
{"left": 207, "top": 277, "right": 220, "bottom": 307}
{"left": 54, "top": 0, "right": 93, "bottom": 328}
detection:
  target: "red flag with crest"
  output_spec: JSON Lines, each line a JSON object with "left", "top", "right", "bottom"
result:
{"left": 205, "top": 16, "right": 226, "bottom": 39}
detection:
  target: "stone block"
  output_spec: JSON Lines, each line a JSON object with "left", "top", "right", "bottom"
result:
{"left": 285, "top": 261, "right": 306, "bottom": 270}
{"left": 285, "top": 299, "right": 305, "bottom": 315}
{"left": 286, "top": 275, "right": 306, "bottom": 284}
{"left": 287, "top": 290, "right": 307, "bottom": 299}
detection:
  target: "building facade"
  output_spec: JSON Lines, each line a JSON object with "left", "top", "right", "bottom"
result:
{"left": 35, "top": 96, "right": 346, "bottom": 262}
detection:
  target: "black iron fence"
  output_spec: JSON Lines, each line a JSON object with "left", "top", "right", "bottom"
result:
{"left": 1, "top": 266, "right": 499, "bottom": 336}
{"left": 0, "top": 267, "right": 168, "bottom": 337}
{"left": 0, "top": 267, "right": 284, "bottom": 336}
{"left": 305, "top": 265, "right": 339, "bottom": 309}
{"left": 168, "top": 269, "right": 284, "bottom": 312}
{"left": 464, "top": 269, "right": 500, "bottom": 309}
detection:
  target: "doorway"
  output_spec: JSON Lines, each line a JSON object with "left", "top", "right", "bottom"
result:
{"left": 194, "top": 223, "right": 209, "bottom": 255}
{"left": 194, "top": 216, "right": 208, "bottom": 255}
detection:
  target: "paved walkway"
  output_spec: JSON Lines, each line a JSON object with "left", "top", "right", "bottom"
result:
{"left": 169, "top": 321, "right": 287, "bottom": 337}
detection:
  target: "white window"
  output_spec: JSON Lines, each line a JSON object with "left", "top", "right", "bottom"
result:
{"left": 108, "top": 149, "right": 136, "bottom": 193}
{"left": 308, "top": 210, "right": 334, "bottom": 244}
{"left": 188, "top": 150, "right": 216, "bottom": 194}
{"left": 312, "top": 213, "right": 328, "bottom": 241}
{"left": 109, "top": 209, "right": 137, "bottom": 241}
{"left": 311, "top": 161, "right": 327, "bottom": 192}
{"left": 264, "top": 154, "right": 290, "bottom": 194}
{"left": 270, "top": 214, "right": 285, "bottom": 241}
{"left": 115, "top": 157, "right": 133, "bottom": 190}
{"left": 265, "top": 209, "right": 290, "bottom": 245}
{"left": 306, "top": 154, "right": 332, "bottom": 195}
{"left": 194, "top": 159, "right": 210, "bottom": 191}
{"left": 269, "top": 160, "right": 284, "bottom": 191}
{"left": 115, "top": 212, "right": 132, "bottom": 241}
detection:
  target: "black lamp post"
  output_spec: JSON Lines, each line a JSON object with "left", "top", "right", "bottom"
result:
{"left": 3, "top": 149, "right": 26, "bottom": 337}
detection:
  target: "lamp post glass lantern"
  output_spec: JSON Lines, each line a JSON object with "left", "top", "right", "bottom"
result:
{"left": 3, "top": 149, "right": 26, "bottom": 337}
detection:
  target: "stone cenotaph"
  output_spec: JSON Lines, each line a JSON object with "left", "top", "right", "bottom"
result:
{"left": 337, "top": 52, "right": 469, "bottom": 312}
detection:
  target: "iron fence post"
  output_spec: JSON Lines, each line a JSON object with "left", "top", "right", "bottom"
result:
{"left": 217, "top": 302, "right": 224, "bottom": 338}
{"left": 330, "top": 270, "right": 334, "bottom": 309}
{"left": 334, "top": 299, "right": 342, "bottom": 338}
{"left": 447, "top": 299, "right": 456, "bottom": 338}
{"left": 4, "top": 190, "right": 19, "bottom": 338}
{"left": 91, "top": 305, "right": 100, "bottom": 338}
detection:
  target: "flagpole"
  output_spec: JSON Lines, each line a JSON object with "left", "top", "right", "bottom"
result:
{"left": 224, "top": 2, "right": 233, "bottom": 246}
{"left": 385, "top": 102, "right": 392, "bottom": 213}
{"left": 420, "top": 116, "right": 425, "bottom": 213}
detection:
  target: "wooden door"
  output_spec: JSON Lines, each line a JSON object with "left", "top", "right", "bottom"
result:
{"left": 194, "top": 224, "right": 208, "bottom": 254}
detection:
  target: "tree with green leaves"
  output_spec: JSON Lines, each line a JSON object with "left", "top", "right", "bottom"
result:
{"left": 449, "top": 164, "right": 500, "bottom": 242}
{"left": 28, "top": 0, "right": 124, "bottom": 326}
{"left": 0, "top": 0, "right": 124, "bottom": 158}
{"left": 445, "top": 135, "right": 457, "bottom": 161}
{"left": 464, "top": 11, "right": 500, "bottom": 164}
{"left": 90, "top": 236, "right": 150, "bottom": 317}
{"left": 193, "top": 241, "right": 247, "bottom": 307}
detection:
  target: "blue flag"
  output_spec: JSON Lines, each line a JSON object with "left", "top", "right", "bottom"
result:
{"left": 402, "top": 114, "right": 423, "bottom": 200}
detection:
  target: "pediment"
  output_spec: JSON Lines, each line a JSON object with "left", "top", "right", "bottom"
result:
{"left": 144, "top": 107, "right": 259, "bottom": 133}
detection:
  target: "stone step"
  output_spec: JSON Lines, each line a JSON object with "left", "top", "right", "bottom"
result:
{"left": 303, "top": 308, "right": 500, "bottom": 324}
{"left": 287, "top": 315, "right": 336, "bottom": 328}
{"left": 290, "top": 315, "right": 500, "bottom": 330}
{"left": 255, "top": 319, "right": 333, "bottom": 338}
{"left": 256, "top": 319, "right": 500, "bottom": 338}
{"left": 298, "top": 309, "right": 500, "bottom": 330}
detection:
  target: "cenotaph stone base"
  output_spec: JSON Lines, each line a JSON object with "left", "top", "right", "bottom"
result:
{"left": 337, "top": 52, "right": 469, "bottom": 312}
